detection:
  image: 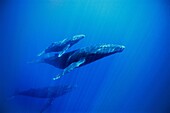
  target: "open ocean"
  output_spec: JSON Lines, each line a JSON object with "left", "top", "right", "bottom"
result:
{"left": 1, "top": 0, "right": 170, "bottom": 113}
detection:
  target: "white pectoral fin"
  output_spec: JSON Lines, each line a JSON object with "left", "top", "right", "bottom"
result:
{"left": 58, "top": 44, "right": 70, "bottom": 57}
{"left": 53, "top": 74, "right": 61, "bottom": 80}
{"left": 53, "top": 58, "right": 86, "bottom": 80}
{"left": 37, "top": 50, "right": 45, "bottom": 56}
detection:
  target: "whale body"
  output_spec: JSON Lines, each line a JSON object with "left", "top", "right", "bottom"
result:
{"left": 15, "top": 85, "right": 74, "bottom": 98}
{"left": 38, "top": 34, "right": 85, "bottom": 57}
{"left": 41, "top": 44, "right": 125, "bottom": 69}
{"left": 37, "top": 44, "right": 125, "bottom": 80}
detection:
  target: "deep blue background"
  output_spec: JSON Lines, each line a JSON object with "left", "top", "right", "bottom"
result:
{"left": 1, "top": 0, "right": 170, "bottom": 113}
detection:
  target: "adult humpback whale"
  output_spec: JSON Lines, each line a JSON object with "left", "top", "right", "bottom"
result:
{"left": 38, "top": 34, "right": 85, "bottom": 57}
{"left": 14, "top": 85, "right": 74, "bottom": 98}
{"left": 37, "top": 44, "right": 125, "bottom": 80}
{"left": 12, "top": 85, "right": 75, "bottom": 113}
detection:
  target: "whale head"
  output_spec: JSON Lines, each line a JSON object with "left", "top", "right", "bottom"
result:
{"left": 72, "top": 34, "right": 85, "bottom": 42}
{"left": 112, "top": 44, "right": 125, "bottom": 53}
{"left": 94, "top": 44, "right": 125, "bottom": 54}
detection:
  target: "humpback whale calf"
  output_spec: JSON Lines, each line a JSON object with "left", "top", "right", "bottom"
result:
{"left": 37, "top": 44, "right": 125, "bottom": 80}
{"left": 38, "top": 34, "right": 85, "bottom": 57}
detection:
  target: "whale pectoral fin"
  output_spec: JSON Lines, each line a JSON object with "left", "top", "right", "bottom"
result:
{"left": 37, "top": 50, "right": 45, "bottom": 56}
{"left": 40, "top": 98, "right": 55, "bottom": 113}
{"left": 58, "top": 44, "right": 70, "bottom": 57}
{"left": 53, "top": 58, "right": 86, "bottom": 80}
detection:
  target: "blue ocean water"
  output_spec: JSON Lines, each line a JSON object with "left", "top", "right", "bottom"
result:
{"left": 1, "top": 0, "right": 170, "bottom": 113}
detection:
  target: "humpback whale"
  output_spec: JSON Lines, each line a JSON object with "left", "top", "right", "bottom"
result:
{"left": 37, "top": 44, "right": 125, "bottom": 80}
{"left": 38, "top": 34, "right": 85, "bottom": 57}
{"left": 13, "top": 85, "right": 75, "bottom": 113}
{"left": 14, "top": 85, "right": 74, "bottom": 98}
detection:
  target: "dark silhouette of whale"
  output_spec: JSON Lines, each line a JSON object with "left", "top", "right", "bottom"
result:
{"left": 38, "top": 34, "right": 85, "bottom": 57}
{"left": 13, "top": 84, "right": 75, "bottom": 113}
{"left": 37, "top": 44, "right": 125, "bottom": 80}
{"left": 15, "top": 85, "right": 74, "bottom": 98}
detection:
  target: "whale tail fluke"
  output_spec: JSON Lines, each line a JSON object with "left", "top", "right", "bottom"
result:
{"left": 6, "top": 89, "right": 20, "bottom": 102}
{"left": 6, "top": 96, "right": 15, "bottom": 102}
